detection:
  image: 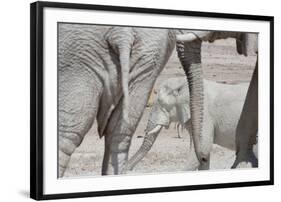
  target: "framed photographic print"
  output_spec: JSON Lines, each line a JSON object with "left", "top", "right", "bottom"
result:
{"left": 30, "top": 1, "right": 274, "bottom": 200}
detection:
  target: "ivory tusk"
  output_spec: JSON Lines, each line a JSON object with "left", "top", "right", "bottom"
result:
{"left": 176, "top": 31, "right": 211, "bottom": 42}
{"left": 146, "top": 125, "right": 162, "bottom": 135}
{"left": 176, "top": 33, "right": 197, "bottom": 42}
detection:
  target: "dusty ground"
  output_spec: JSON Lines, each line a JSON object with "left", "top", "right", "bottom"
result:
{"left": 63, "top": 38, "right": 257, "bottom": 177}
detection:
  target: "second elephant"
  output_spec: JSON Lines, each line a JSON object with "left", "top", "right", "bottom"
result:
{"left": 126, "top": 78, "right": 254, "bottom": 171}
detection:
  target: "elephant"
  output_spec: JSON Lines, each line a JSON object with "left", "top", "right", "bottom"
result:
{"left": 232, "top": 61, "right": 258, "bottom": 168}
{"left": 176, "top": 31, "right": 258, "bottom": 168}
{"left": 59, "top": 24, "right": 181, "bottom": 177}
{"left": 126, "top": 78, "right": 252, "bottom": 171}
{"left": 58, "top": 22, "right": 254, "bottom": 177}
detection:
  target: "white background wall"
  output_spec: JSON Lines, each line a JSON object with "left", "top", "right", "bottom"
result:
{"left": 0, "top": 0, "right": 279, "bottom": 201}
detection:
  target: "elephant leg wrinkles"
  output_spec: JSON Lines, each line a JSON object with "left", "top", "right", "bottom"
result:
{"left": 58, "top": 66, "right": 103, "bottom": 177}
{"left": 102, "top": 70, "right": 158, "bottom": 175}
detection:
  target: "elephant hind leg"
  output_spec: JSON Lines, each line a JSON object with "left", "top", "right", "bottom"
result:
{"left": 58, "top": 131, "right": 82, "bottom": 177}
{"left": 102, "top": 125, "right": 132, "bottom": 175}
{"left": 232, "top": 63, "right": 258, "bottom": 169}
{"left": 101, "top": 73, "right": 158, "bottom": 175}
{"left": 58, "top": 68, "right": 103, "bottom": 177}
{"left": 176, "top": 123, "right": 182, "bottom": 138}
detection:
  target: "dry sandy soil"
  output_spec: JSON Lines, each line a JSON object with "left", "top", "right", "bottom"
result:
{"left": 63, "top": 38, "right": 257, "bottom": 177}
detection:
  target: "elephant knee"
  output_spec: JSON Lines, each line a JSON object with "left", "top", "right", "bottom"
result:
{"left": 59, "top": 131, "right": 82, "bottom": 156}
{"left": 110, "top": 134, "right": 132, "bottom": 153}
{"left": 58, "top": 131, "right": 83, "bottom": 177}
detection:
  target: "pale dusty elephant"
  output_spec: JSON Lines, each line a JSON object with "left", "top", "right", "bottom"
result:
{"left": 126, "top": 78, "right": 252, "bottom": 171}
{"left": 176, "top": 31, "right": 258, "bottom": 168}
{"left": 58, "top": 24, "right": 189, "bottom": 177}
{"left": 58, "top": 23, "right": 253, "bottom": 176}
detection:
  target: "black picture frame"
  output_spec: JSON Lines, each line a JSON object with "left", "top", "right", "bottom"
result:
{"left": 30, "top": 1, "right": 274, "bottom": 200}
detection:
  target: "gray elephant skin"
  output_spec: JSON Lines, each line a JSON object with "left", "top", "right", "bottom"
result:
{"left": 176, "top": 31, "right": 258, "bottom": 168}
{"left": 58, "top": 23, "right": 256, "bottom": 177}
{"left": 126, "top": 78, "right": 255, "bottom": 171}
{"left": 59, "top": 24, "right": 183, "bottom": 177}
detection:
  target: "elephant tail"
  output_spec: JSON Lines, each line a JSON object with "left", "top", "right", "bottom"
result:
{"left": 105, "top": 27, "right": 135, "bottom": 123}
{"left": 119, "top": 46, "right": 131, "bottom": 123}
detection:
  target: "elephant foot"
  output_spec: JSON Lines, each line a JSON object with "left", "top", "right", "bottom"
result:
{"left": 234, "top": 161, "right": 255, "bottom": 169}
{"left": 231, "top": 151, "right": 258, "bottom": 169}
{"left": 58, "top": 150, "right": 71, "bottom": 178}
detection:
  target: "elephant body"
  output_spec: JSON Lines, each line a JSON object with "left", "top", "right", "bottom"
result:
{"left": 126, "top": 78, "right": 251, "bottom": 170}
{"left": 58, "top": 24, "right": 181, "bottom": 176}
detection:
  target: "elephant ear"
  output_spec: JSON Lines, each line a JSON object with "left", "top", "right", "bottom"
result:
{"left": 176, "top": 103, "right": 190, "bottom": 125}
{"left": 175, "top": 84, "right": 191, "bottom": 125}
{"left": 236, "top": 33, "right": 258, "bottom": 56}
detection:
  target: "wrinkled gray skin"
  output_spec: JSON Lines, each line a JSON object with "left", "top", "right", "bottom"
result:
{"left": 58, "top": 23, "right": 254, "bottom": 177}
{"left": 176, "top": 31, "right": 258, "bottom": 168}
{"left": 126, "top": 78, "right": 251, "bottom": 171}
{"left": 59, "top": 24, "right": 185, "bottom": 177}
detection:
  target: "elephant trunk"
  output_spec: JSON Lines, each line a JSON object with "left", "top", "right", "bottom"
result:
{"left": 176, "top": 39, "right": 205, "bottom": 163}
{"left": 126, "top": 106, "right": 164, "bottom": 171}
{"left": 125, "top": 124, "right": 162, "bottom": 171}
